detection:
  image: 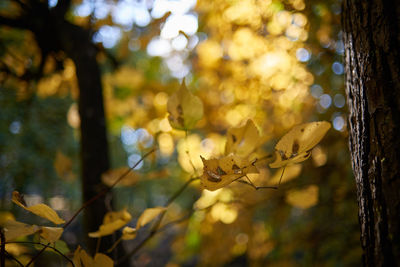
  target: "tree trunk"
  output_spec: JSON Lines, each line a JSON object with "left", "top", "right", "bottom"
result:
{"left": 0, "top": 1, "right": 113, "bottom": 253}
{"left": 342, "top": 0, "right": 400, "bottom": 266}
{"left": 60, "top": 21, "right": 113, "bottom": 254}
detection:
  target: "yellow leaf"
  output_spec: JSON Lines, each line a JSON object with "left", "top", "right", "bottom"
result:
{"left": 72, "top": 246, "right": 94, "bottom": 267}
{"left": 0, "top": 211, "right": 15, "bottom": 225}
{"left": 121, "top": 226, "right": 137, "bottom": 240}
{"left": 101, "top": 167, "right": 138, "bottom": 187}
{"left": 136, "top": 207, "right": 166, "bottom": 229}
{"left": 3, "top": 220, "right": 39, "bottom": 241}
{"left": 285, "top": 185, "right": 319, "bottom": 209}
{"left": 200, "top": 154, "right": 259, "bottom": 191}
{"left": 94, "top": 253, "right": 114, "bottom": 267}
{"left": 167, "top": 79, "right": 204, "bottom": 130}
{"left": 54, "top": 151, "right": 74, "bottom": 181}
{"left": 12, "top": 191, "right": 65, "bottom": 225}
{"left": 88, "top": 209, "right": 132, "bottom": 238}
{"left": 269, "top": 121, "right": 331, "bottom": 168}
{"left": 39, "top": 227, "right": 64, "bottom": 243}
{"left": 225, "top": 119, "right": 261, "bottom": 157}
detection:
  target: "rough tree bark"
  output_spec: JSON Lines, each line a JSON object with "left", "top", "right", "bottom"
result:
{"left": 0, "top": 0, "right": 112, "bottom": 253}
{"left": 342, "top": 0, "right": 400, "bottom": 266}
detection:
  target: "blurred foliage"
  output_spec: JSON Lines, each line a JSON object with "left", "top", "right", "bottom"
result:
{"left": 0, "top": 0, "right": 361, "bottom": 266}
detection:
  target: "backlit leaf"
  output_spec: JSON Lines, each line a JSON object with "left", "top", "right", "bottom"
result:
{"left": 167, "top": 79, "right": 204, "bottom": 130}
{"left": 225, "top": 120, "right": 261, "bottom": 157}
{"left": 40, "top": 227, "right": 64, "bottom": 243}
{"left": 88, "top": 209, "right": 132, "bottom": 238}
{"left": 94, "top": 253, "right": 114, "bottom": 267}
{"left": 121, "top": 226, "right": 137, "bottom": 240}
{"left": 136, "top": 207, "right": 166, "bottom": 229}
{"left": 12, "top": 191, "right": 65, "bottom": 225}
{"left": 200, "top": 154, "right": 259, "bottom": 191}
{"left": 3, "top": 220, "right": 39, "bottom": 241}
{"left": 269, "top": 121, "right": 331, "bottom": 168}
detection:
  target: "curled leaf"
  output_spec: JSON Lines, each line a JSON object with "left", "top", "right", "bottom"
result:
{"left": 39, "top": 227, "right": 64, "bottom": 243}
{"left": 73, "top": 246, "right": 112, "bottom": 267}
{"left": 200, "top": 154, "right": 259, "bottom": 191}
{"left": 94, "top": 253, "right": 114, "bottom": 267}
{"left": 12, "top": 191, "right": 65, "bottom": 225}
{"left": 136, "top": 207, "right": 166, "bottom": 229}
{"left": 225, "top": 120, "right": 261, "bottom": 157}
{"left": 121, "top": 226, "right": 137, "bottom": 240}
{"left": 167, "top": 79, "right": 204, "bottom": 130}
{"left": 88, "top": 209, "right": 132, "bottom": 238}
{"left": 3, "top": 220, "right": 40, "bottom": 241}
{"left": 269, "top": 121, "right": 331, "bottom": 168}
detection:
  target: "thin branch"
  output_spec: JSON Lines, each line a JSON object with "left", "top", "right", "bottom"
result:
{"left": 25, "top": 244, "right": 47, "bottom": 267}
{"left": 278, "top": 167, "right": 286, "bottom": 186}
{"left": 5, "top": 251, "right": 24, "bottom": 267}
{"left": 157, "top": 211, "right": 193, "bottom": 233}
{"left": 1, "top": 228, "right": 5, "bottom": 267}
{"left": 0, "top": 15, "right": 29, "bottom": 29}
{"left": 8, "top": 241, "right": 74, "bottom": 267}
{"left": 63, "top": 148, "right": 156, "bottom": 230}
{"left": 116, "top": 177, "right": 199, "bottom": 265}
{"left": 236, "top": 178, "right": 277, "bottom": 190}
{"left": 166, "top": 177, "right": 199, "bottom": 206}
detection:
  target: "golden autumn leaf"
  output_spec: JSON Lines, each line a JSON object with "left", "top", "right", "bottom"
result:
{"left": 200, "top": 154, "right": 259, "bottom": 191}
{"left": 12, "top": 191, "right": 65, "bottom": 225}
{"left": 167, "top": 79, "right": 204, "bottom": 130}
{"left": 72, "top": 246, "right": 92, "bottom": 267}
{"left": 39, "top": 227, "right": 64, "bottom": 243}
{"left": 121, "top": 226, "right": 137, "bottom": 240}
{"left": 94, "top": 253, "right": 114, "bottom": 267}
{"left": 88, "top": 209, "right": 132, "bottom": 238}
{"left": 136, "top": 207, "right": 166, "bottom": 229}
{"left": 285, "top": 185, "right": 319, "bottom": 209}
{"left": 269, "top": 121, "right": 331, "bottom": 168}
{"left": 73, "top": 247, "right": 114, "bottom": 267}
{"left": 3, "top": 220, "right": 39, "bottom": 241}
{"left": 101, "top": 167, "right": 139, "bottom": 187}
{"left": 225, "top": 119, "right": 262, "bottom": 157}
{"left": 54, "top": 151, "right": 74, "bottom": 181}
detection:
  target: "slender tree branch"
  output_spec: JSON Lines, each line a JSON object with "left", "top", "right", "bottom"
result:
{"left": 5, "top": 251, "right": 24, "bottom": 267}
{"left": 63, "top": 148, "right": 156, "bottom": 229}
{"left": 1, "top": 228, "right": 5, "bottom": 267}
{"left": 0, "top": 15, "right": 29, "bottom": 29}
{"left": 8, "top": 241, "right": 74, "bottom": 267}
{"left": 25, "top": 244, "right": 47, "bottom": 267}
{"left": 166, "top": 177, "right": 199, "bottom": 205}
{"left": 116, "top": 177, "right": 199, "bottom": 265}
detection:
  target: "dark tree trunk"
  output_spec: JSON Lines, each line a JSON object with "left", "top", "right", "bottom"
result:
{"left": 60, "top": 21, "right": 113, "bottom": 254}
{"left": 342, "top": 0, "right": 400, "bottom": 266}
{"left": 0, "top": 0, "right": 112, "bottom": 254}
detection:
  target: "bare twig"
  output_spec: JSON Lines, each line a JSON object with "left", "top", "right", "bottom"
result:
{"left": 4, "top": 251, "right": 24, "bottom": 267}
{"left": 1, "top": 228, "right": 5, "bottom": 267}
{"left": 63, "top": 148, "right": 156, "bottom": 230}
{"left": 8, "top": 241, "right": 74, "bottom": 267}
{"left": 116, "top": 177, "right": 199, "bottom": 265}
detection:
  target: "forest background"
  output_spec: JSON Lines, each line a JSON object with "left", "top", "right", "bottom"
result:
{"left": 0, "top": 0, "right": 361, "bottom": 266}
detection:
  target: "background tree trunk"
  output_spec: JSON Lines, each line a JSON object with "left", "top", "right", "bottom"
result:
{"left": 342, "top": 0, "right": 400, "bottom": 266}
{"left": 60, "top": 21, "right": 113, "bottom": 254}
{"left": 0, "top": 1, "right": 113, "bottom": 253}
